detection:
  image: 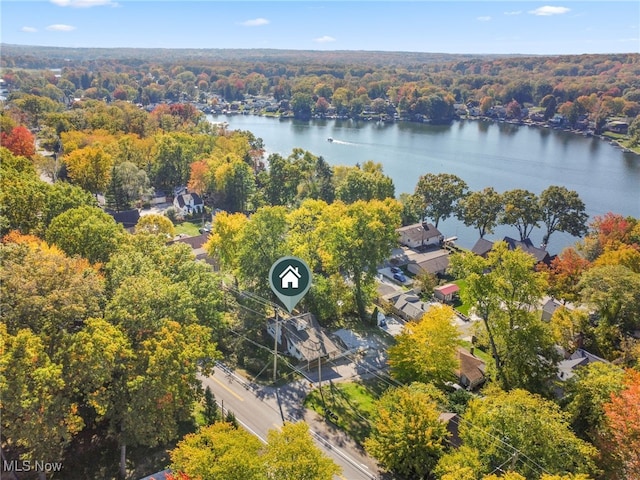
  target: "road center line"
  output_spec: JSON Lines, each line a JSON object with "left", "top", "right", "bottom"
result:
{"left": 211, "top": 376, "right": 244, "bottom": 402}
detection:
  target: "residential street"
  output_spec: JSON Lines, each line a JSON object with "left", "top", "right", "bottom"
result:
{"left": 199, "top": 365, "right": 382, "bottom": 480}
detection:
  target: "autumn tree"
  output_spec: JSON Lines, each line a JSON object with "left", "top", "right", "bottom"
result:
{"left": 205, "top": 211, "right": 249, "bottom": 276}
{"left": 64, "top": 145, "right": 114, "bottom": 195}
{"left": 264, "top": 422, "right": 341, "bottom": 480}
{"left": 388, "top": 304, "right": 460, "bottom": 387}
{"left": 457, "top": 187, "right": 503, "bottom": 239}
{"left": 0, "top": 235, "right": 104, "bottom": 352}
{"left": 1, "top": 124, "right": 36, "bottom": 157}
{"left": 600, "top": 369, "right": 640, "bottom": 480}
{"left": 0, "top": 324, "right": 84, "bottom": 477}
{"left": 539, "top": 186, "right": 588, "bottom": 247}
{"left": 170, "top": 422, "right": 266, "bottom": 480}
{"left": 135, "top": 213, "right": 176, "bottom": 238}
{"left": 413, "top": 173, "right": 468, "bottom": 227}
{"left": 365, "top": 383, "right": 450, "bottom": 479}
{"left": 501, "top": 189, "right": 541, "bottom": 241}
{"left": 538, "top": 247, "right": 591, "bottom": 304}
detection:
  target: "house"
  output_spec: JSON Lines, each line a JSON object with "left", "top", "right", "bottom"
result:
{"left": 605, "top": 120, "right": 628, "bottom": 134}
{"left": 173, "top": 191, "right": 204, "bottom": 216}
{"left": 405, "top": 247, "right": 451, "bottom": 276}
{"left": 105, "top": 208, "right": 140, "bottom": 231}
{"left": 279, "top": 265, "right": 301, "bottom": 289}
{"left": 434, "top": 283, "right": 460, "bottom": 303}
{"left": 170, "top": 232, "right": 218, "bottom": 268}
{"left": 456, "top": 348, "right": 486, "bottom": 390}
{"left": 439, "top": 412, "right": 462, "bottom": 448}
{"left": 471, "top": 237, "right": 494, "bottom": 258}
{"left": 556, "top": 348, "right": 608, "bottom": 382}
{"left": 382, "top": 289, "right": 434, "bottom": 322}
{"left": 470, "top": 237, "right": 551, "bottom": 265}
{"left": 541, "top": 297, "right": 564, "bottom": 322}
{"left": 397, "top": 222, "right": 444, "bottom": 249}
{"left": 266, "top": 313, "right": 340, "bottom": 366}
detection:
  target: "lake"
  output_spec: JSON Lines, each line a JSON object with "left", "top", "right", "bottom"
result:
{"left": 209, "top": 114, "right": 640, "bottom": 253}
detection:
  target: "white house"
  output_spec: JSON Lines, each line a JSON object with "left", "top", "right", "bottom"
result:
{"left": 397, "top": 222, "right": 444, "bottom": 249}
{"left": 279, "top": 265, "right": 301, "bottom": 289}
{"left": 173, "top": 191, "right": 204, "bottom": 216}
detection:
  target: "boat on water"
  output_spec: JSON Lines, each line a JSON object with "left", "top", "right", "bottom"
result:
{"left": 327, "top": 137, "right": 333, "bottom": 142}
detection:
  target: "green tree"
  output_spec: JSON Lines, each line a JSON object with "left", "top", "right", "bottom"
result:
{"left": 449, "top": 243, "right": 557, "bottom": 393}
{"left": 236, "top": 206, "right": 289, "bottom": 298}
{"left": 320, "top": 199, "right": 402, "bottom": 319}
{"left": 0, "top": 155, "right": 48, "bottom": 235}
{"left": 388, "top": 304, "right": 460, "bottom": 387}
{"left": 214, "top": 158, "right": 256, "bottom": 212}
{"left": 539, "top": 186, "right": 588, "bottom": 247}
{"left": 46, "top": 205, "right": 125, "bottom": 264}
{"left": 203, "top": 386, "right": 219, "bottom": 424}
{"left": 578, "top": 264, "right": 640, "bottom": 358}
{"left": 290, "top": 92, "right": 314, "bottom": 120}
{"left": 334, "top": 162, "right": 395, "bottom": 204}
{"left": 457, "top": 388, "right": 598, "bottom": 479}
{"left": 170, "top": 422, "right": 266, "bottom": 480}
{"left": 563, "top": 362, "right": 626, "bottom": 441}
{"left": 365, "top": 383, "right": 450, "bottom": 479}
{"left": 264, "top": 422, "right": 341, "bottom": 480}
{"left": 501, "top": 189, "right": 541, "bottom": 241}
{"left": 42, "top": 181, "right": 97, "bottom": 228}
{"left": 414, "top": 173, "right": 468, "bottom": 227}
{"left": 458, "top": 187, "right": 503, "bottom": 239}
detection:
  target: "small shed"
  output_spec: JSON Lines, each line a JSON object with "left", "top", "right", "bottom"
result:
{"left": 434, "top": 283, "right": 460, "bottom": 302}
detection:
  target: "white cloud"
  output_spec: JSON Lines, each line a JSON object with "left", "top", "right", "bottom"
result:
{"left": 239, "top": 18, "right": 269, "bottom": 27}
{"left": 529, "top": 6, "right": 571, "bottom": 16}
{"left": 46, "top": 24, "right": 76, "bottom": 31}
{"left": 314, "top": 35, "right": 336, "bottom": 43}
{"left": 504, "top": 11, "right": 522, "bottom": 16}
{"left": 477, "top": 16, "right": 492, "bottom": 22}
{"left": 21, "top": 26, "right": 38, "bottom": 33}
{"left": 50, "top": 0, "right": 118, "bottom": 7}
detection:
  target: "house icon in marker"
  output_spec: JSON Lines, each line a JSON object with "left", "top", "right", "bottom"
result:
{"left": 279, "top": 265, "right": 301, "bottom": 289}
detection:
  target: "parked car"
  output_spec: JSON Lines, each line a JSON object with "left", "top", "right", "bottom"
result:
{"left": 393, "top": 272, "right": 407, "bottom": 283}
{"left": 390, "top": 266, "right": 401, "bottom": 273}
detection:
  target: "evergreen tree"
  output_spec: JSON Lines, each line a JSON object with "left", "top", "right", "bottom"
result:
{"left": 203, "top": 386, "right": 219, "bottom": 425}
{"left": 105, "top": 165, "right": 129, "bottom": 212}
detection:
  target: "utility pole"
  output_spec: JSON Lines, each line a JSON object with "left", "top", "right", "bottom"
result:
{"left": 272, "top": 307, "right": 279, "bottom": 383}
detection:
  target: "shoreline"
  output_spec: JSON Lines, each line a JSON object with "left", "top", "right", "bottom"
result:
{"left": 209, "top": 110, "right": 639, "bottom": 156}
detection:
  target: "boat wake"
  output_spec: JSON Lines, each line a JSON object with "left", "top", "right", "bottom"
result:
{"left": 330, "top": 139, "right": 357, "bottom": 146}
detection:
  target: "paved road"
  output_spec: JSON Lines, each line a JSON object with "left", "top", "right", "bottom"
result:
{"left": 199, "top": 364, "right": 381, "bottom": 480}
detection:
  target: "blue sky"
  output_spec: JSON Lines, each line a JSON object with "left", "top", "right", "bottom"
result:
{"left": 1, "top": 1, "right": 638, "bottom": 55}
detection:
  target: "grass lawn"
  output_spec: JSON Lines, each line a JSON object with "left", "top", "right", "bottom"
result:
{"left": 451, "top": 278, "right": 471, "bottom": 316}
{"left": 174, "top": 221, "right": 203, "bottom": 237}
{"left": 460, "top": 339, "right": 492, "bottom": 364}
{"left": 303, "top": 378, "right": 388, "bottom": 445}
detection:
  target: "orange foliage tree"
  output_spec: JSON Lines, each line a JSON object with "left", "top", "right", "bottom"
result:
{"left": 601, "top": 369, "right": 640, "bottom": 479}
{"left": 1, "top": 125, "right": 35, "bottom": 157}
